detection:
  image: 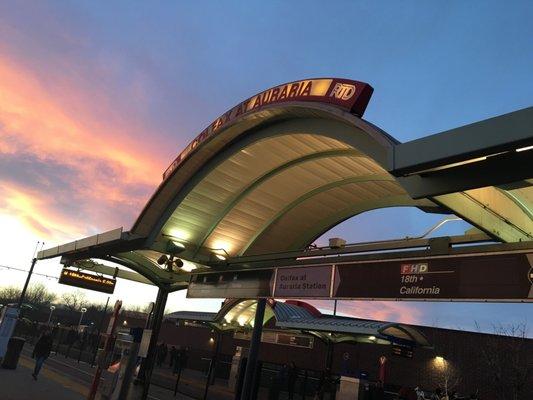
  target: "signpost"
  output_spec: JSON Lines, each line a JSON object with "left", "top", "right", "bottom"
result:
{"left": 59, "top": 268, "right": 116, "bottom": 294}
{"left": 188, "top": 251, "right": 533, "bottom": 302}
{"left": 88, "top": 300, "right": 122, "bottom": 400}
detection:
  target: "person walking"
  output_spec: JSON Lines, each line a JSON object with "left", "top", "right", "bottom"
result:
{"left": 173, "top": 346, "right": 182, "bottom": 375}
{"left": 157, "top": 342, "right": 167, "bottom": 367}
{"left": 169, "top": 345, "right": 177, "bottom": 368}
{"left": 32, "top": 330, "right": 53, "bottom": 380}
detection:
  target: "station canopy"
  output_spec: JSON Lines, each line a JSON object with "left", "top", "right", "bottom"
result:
{"left": 166, "top": 298, "right": 431, "bottom": 347}
{"left": 37, "top": 78, "right": 533, "bottom": 288}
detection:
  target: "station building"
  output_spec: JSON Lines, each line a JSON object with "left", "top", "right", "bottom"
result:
{"left": 116, "top": 299, "right": 532, "bottom": 400}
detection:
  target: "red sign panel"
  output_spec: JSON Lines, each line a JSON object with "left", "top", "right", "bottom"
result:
{"left": 188, "top": 252, "right": 533, "bottom": 302}
{"left": 333, "top": 253, "right": 533, "bottom": 301}
{"left": 163, "top": 78, "right": 373, "bottom": 180}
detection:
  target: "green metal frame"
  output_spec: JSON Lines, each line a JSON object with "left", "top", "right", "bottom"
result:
{"left": 240, "top": 174, "right": 396, "bottom": 255}
{"left": 193, "top": 149, "right": 363, "bottom": 256}
{"left": 433, "top": 191, "right": 532, "bottom": 242}
{"left": 496, "top": 188, "right": 533, "bottom": 220}
{"left": 289, "top": 195, "right": 419, "bottom": 251}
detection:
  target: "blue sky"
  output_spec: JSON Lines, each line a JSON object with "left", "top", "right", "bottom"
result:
{"left": 0, "top": 1, "right": 531, "bottom": 334}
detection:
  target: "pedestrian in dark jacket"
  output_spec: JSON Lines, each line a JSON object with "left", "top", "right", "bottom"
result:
{"left": 169, "top": 346, "right": 177, "bottom": 368}
{"left": 32, "top": 331, "right": 53, "bottom": 380}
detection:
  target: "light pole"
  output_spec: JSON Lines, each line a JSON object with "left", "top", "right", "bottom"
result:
{"left": 78, "top": 307, "right": 87, "bottom": 329}
{"left": 47, "top": 305, "right": 56, "bottom": 324}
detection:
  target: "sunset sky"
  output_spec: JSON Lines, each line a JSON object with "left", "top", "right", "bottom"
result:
{"left": 0, "top": 1, "right": 532, "bottom": 334}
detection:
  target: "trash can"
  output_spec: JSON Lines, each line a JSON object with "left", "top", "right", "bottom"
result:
{"left": 1, "top": 337, "right": 26, "bottom": 369}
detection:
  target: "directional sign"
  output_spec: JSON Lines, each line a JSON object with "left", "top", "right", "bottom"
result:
{"left": 273, "top": 266, "right": 332, "bottom": 298}
{"left": 187, "top": 269, "right": 273, "bottom": 298}
{"left": 333, "top": 253, "right": 533, "bottom": 301}
{"left": 187, "top": 251, "right": 533, "bottom": 302}
{"left": 59, "top": 269, "right": 116, "bottom": 294}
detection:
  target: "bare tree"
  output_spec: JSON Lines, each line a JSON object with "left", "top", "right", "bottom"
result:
{"left": 60, "top": 290, "right": 87, "bottom": 311}
{"left": 435, "top": 357, "right": 461, "bottom": 397}
{"left": 26, "top": 283, "right": 56, "bottom": 306}
{"left": 0, "top": 284, "right": 55, "bottom": 307}
{"left": 427, "top": 322, "right": 463, "bottom": 397}
{"left": 0, "top": 286, "right": 21, "bottom": 304}
{"left": 476, "top": 322, "right": 531, "bottom": 400}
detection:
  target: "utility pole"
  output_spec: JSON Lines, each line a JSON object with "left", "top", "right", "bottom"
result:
{"left": 18, "top": 241, "right": 42, "bottom": 309}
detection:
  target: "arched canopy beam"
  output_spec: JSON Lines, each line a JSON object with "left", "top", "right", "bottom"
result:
{"left": 240, "top": 174, "right": 396, "bottom": 255}
{"left": 290, "top": 195, "right": 427, "bottom": 251}
{"left": 193, "top": 148, "right": 364, "bottom": 256}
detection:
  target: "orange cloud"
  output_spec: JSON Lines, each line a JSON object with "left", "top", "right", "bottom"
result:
{"left": 0, "top": 58, "right": 164, "bottom": 186}
{"left": 0, "top": 181, "right": 85, "bottom": 241}
{"left": 0, "top": 55, "right": 173, "bottom": 245}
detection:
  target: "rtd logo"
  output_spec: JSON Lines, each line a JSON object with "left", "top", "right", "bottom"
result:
{"left": 400, "top": 263, "right": 429, "bottom": 275}
{"left": 330, "top": 83, "right": 356, "bottom": 100}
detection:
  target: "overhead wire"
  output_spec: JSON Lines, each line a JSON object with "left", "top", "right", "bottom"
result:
{"left": 0, "top": 264, "right": 59, "bottom": 280}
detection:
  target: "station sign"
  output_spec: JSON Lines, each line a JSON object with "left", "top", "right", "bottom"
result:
{"left": 59, "top": 268, "right": 116, "bottom": 294}
{"left": 188, "top": 252, "right": 533, "bottom": 302}
{"left": 234, "top": 330, "right": 314, "bottom": 349}
{"left": 332, "top": 252, "right": 533, "bottom": 301}
{"left": 163, "top": 78, "right": 374, "bottom": 180}
{"left": 187, "top": 269, "right": 272, "bottom": 298}
{"left": 391, "top": 344, "right": 414, "bottom": 358}
{"left": 273, "top": 266, "right": 332, "bottom": 298}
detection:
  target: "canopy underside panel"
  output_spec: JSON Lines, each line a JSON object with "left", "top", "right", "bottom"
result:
{"left": 160, "top": 128, "right": 435, "bottom": 258}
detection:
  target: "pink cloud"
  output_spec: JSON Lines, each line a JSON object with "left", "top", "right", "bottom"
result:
{"left": 308, "top": 299, "right": 425, "bottom": 325}
{"left": 0, "top": 55, "right": 171, "bottom": 244}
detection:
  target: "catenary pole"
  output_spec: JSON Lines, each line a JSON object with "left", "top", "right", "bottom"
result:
{"left": 240, "top": 298, "right": 266, "bottom": 400}
{"left": 17, "top": 241, "right": 41, "bottom": 309}
{"left": 141, "top": 286, "right": 169, "bottom": 400}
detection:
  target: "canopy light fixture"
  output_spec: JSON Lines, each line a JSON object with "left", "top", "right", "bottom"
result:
{"left": 209, "top": 250, "right": 228, "bottom": 262}
{"left": 166, "top": 240, "right": 186, "bottom": 255}
{"left": 516, "top": 144, "right": 533, "bottom": 152}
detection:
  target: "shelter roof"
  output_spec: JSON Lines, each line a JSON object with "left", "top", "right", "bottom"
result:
{"left": 166, "top": 298, "right": 431, "bottom": 347}
{"left": 36, "top": 78, "right": 532, "bottom": 288}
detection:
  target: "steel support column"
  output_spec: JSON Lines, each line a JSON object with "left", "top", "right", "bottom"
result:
{"left": 18, "top": 257, "right": 37, "bottom": 309}
{"left": 141, "top": 286, "right": 169, "bottom": 400}
{"left": 239, "top": 298, "right": 266, "bottom": 400}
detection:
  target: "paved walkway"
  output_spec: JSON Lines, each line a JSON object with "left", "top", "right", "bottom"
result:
{"left": 0, "top": 354, "right": 86, "bottom": 400}
{"left": 0, "top": 346, "right": 197, "bottom": 400}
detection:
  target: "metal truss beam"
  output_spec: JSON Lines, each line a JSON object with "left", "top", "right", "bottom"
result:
{"left": 433, "top": 189, "right": 532, "bottom": 243}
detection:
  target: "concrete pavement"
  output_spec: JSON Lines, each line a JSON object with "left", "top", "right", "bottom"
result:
{"left": 0, "top": 353, "right": 86, "bottom": 400}
{"left": 0, "top": 346, "right": 196, "bottom": 400}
